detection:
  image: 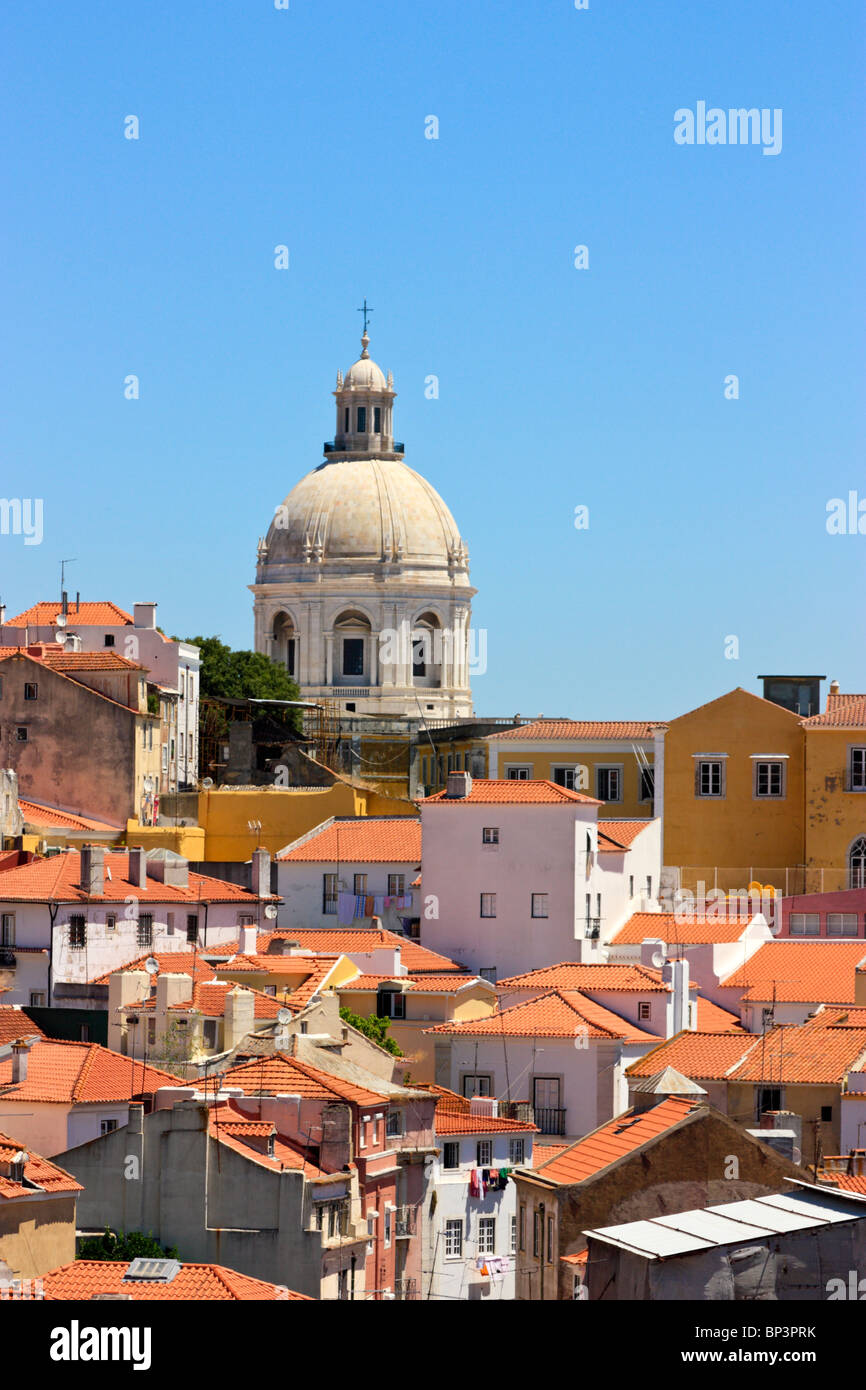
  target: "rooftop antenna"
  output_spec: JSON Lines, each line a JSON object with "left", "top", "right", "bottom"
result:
{"left": 60, "top": 558, "right": 76, "bottom": 601}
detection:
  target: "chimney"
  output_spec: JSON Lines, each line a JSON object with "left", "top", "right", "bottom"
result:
{"left": 156, "top": 973, "right": 193, "bottom": 1016}
{"left": 640, "top": 937, "right": 666, "bottom": 969}
{"left": 224, "top": 987, "right": 256, "bottom": 1050}
{"left": 445, "top": 771, "right": 472, "bottom": 799}
{"left": 11, "top": 1040, "right": 30, "bottom": 1084}
{"left": 250, "top": 847, "right": 271, "bottom": 898}
{"left": 127, "top": 846, "right": 148, "bottom": 890}
{"left": 856, "top": 967, "right": 866, "bottom": 1008}
{"left": 239, "top": 923, "right": 258, "bottom": 957}
{"left": 80, "top": 844, "right": 105, "bottom": 895}
{"left": 830, "top": 679, "right": 840, "bottom": 695}
{"left": 133, "top": 602, "right": 158, "bottom": 630}
{"left": 662, "top": 958, "right": 690, "bottom": 1034}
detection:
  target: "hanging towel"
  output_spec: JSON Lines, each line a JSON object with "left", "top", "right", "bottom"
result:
{"left": 337, "top": 892, "right": 356, "bottom": 925}
{"left": 364, "top": 895, "right": 375, "bottom": 918}
{"left": 469, "top": 1168, "right": 481, "bottom": 1199}
{"left": 490, "top": 1169, "right": 500, "bottom": 1187}
{"left": 354, "top": 895, "right": 368, "bottom": 919}
{"left": 498, "top": 1166, "right": 510, "bottom": 1189}
{"left": 373, "top": 894, "right": 386, "bottom": 914}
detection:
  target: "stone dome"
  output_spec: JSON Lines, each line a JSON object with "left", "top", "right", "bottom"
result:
{"left": 343, "top": 353, "right": 387, "bottom": 390}
{"left": 266, "top": 455, "right": 470, "bottom": 572}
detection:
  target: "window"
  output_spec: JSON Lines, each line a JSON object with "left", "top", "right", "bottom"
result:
{"left": 595, "top": 766, "right": 622, "bottom": 802}
{"left": 755, "top": 760, "right": 785, "bottom": 798}
{"left": 638, "top": 1001, "right": 651, "bottom": 1021}
{"left": 509, "top": 1138, "right": 525, "bottom": 1165}
{"left": 547, "top": 1215, "right": 554, "bottom": 1262}
{"left": 388, "top": 873, "right": 405, "bottom": 896}
{"left": 354, "top": 873, "right": 367, "bottom": 896}
{"left": 342, "top": 638, "right": 364, "bottom": 676}
{"left": 202, "top": 1019, "right": 218, "bottom": 1050}
{"left": 789, "top": 913, "right": 820, "bottom": 936}
{"left": 552, "top": 766, "right": 577, "bottom": 790}
{"left": 531, "top": 893, "right": 549, "bottom": 919}
{"left": 482, "top": 827, "right": 500, "bottom": 845}
{"left": 344, "top": 407, "right": 350, "bottom": 432}
{"left": 186, "top": 914, "right": 198, "bottom": 944}
{"left": 378, "top": 989, "right": 405, "bottom": 1019}
{"left": 645, "top": 876, "right": 652, "bottom": 899}
{"left": 443, "top": 1141, "right": 460, "bottom": 1170}
{"left": 29, "top": 991, "right": 45, "bottom": 1007}
{"left": 23, "top": 682, "right": 37, "bottom": 701}
{"left": 849, "top": 747, "right": 866, "bottom": 791}
{"left": 821, "top": 1105, "right": 833, "bottom": 1123}
{"left": 359, "top": 1121, "right": 367, "bottom": 1150}
{"left": 476, "top": 1139, "right": 493, "bottom": 1167}
{"left": 695, "top": 759, "right": 725, "bottom": 797}
{"left": 106, "top": 913, "right": 117, "bottom": 933}
{"left": 480, "top": 893, "right": 496, "bottom": 918}
{"left": 69, "top": 915, "right": 86, "bottom": 950}
{"left": 850, "top": 838, "right": 866, "bottom": 890}
{"left": 386, "top": 1110, "right": 402, "bottom": 1138}
{"left": 479, "top": 967, "right": 497, "bottom": 984}
{"left": 639, "top": 767, "right": 654, "bottom": 802}
{"left": 323, "top": 873, "right": 338, "bottom": 914}
{"left": 519, "top": 1205, "right": 526, "bottom": 1250}
{"left": 758, "top": 1086, "right": 782, "bottom": 1118}
{"left": 356, "top": 406, "right": 367, "bottom": 432}
{"left": 374, "top": 405, "right": 381, "bottom": 432}
{"left": 533, "top": 1212, "right": 542, "bottom": 1258}
{"left": 827, "top": 913, "right": 859, "bottom": 937}
{"left": 100, "top": 1119, "right": 118, "bottom": 1136}
{"left": 384, "top": 1207, "right": 392, "bottom": 1246}
{"left": 478, "top": 1217, "right": 496, "bottom": 1254}
{"left": 462, "top": 1074, "right": 491, "bottom": 1098}
{"left": 16, "top": 727, "right": 27, "bottom": 742}
{"left": 629, "top": 875, "right": 634, "bottom": 898}
{"left": 137, "top": 913, "right": 153, "bottom": 949}
{"left": 506, "top": 766, "right": 530, "bottom": 780}
{"left": 0, "top": 913, "right": 15, "bottom": 946}
{"left": 444, "top": 1219, "right": 463, "bottom": 1258}
{"left": 147, "top": 1019, "right": 156, "bottom": 1046}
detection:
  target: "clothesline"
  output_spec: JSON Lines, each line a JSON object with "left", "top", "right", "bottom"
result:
{"left": 337, "top": 891, "right": 413, "bottom": 925}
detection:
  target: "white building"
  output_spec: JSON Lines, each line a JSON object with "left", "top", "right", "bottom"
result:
{"left": 0, "top": 599, "right": 200, "bottom": 789}
{"left": 275, "top": 816, "right": 421, "bottom": 933}
{"left": 251, "top": 329, "right": 476, "bottom": 720}
{"left": 419, "top": 772, "right": 662, "bottom": 980}
{"left": 425, "top": 1092, "right": 535, "bottom": 1301}
{"left": 0, "top": 845, "right": 273, "bottom": 1009}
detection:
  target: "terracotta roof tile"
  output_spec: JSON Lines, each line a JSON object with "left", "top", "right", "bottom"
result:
{"left": 422, "top": 778, "right": 600, "bottom": 806}
{"left": 207, "top": 1101, "right": 329, "bottom": 1178}
{"left": 0, "top": 1039, "right": 182, "bottom": 1103}
{"left": 134, "top": 980, "right": 285, "bottom": 1020}
{"left": 819, "top": 1172, "right": 866, "bottom": 1194}
{"left": 720, "top": 941, "right": 866, "bottom": 1003}
{"left": 0, "top": 1131, "right": 83, "bottom": 1199}
{"left": 0, "top": 852, "right": 267, "bottom": 906}
{"left": 488, "top": 720, "right": 659, "bottom": 741}
{"left": 0, "top": 1006, "right": 45, "bottom": 1045}
{"left": 277, "top": 817, "right": 421, "bottom": 863}
{"left": 424, "top": 990, "right": 658, "bottom": 1042}
{"left": 264, "top": 928, "right": 462, "bottom": 974}
{"left": 94, "top": 945, "right": 239, "bottom": 987}
{"left": 339, "top": 972, "right": 488, "bottom": 994}
{"left": 803, "top": 693, "right": 866, "bottom": 728}
{"left": 18, "top": 800, "right": 121, "bottom": 833}
{"left": 6, "top": 601, "right": 134, "bottom": 627}
{"left": 696, "top": 997, "right": 744, "bottom": 1031}
{"left": 434, "top": 1110, "right": 536, "bottom": 1135}
{"left": 218, "top": 1052, "right": 386, "bottom": 1107}
{"left": 612, "top": 911, "right": 762, "bottom": 945}
{"left": 496, "top": 963, "right": 670, "bottom": 993}
{"left": 38, "top": 1259, "right": 310, "bottom": 1300}
{"left": 595, "top": 820, "right": 653, "bottom": 848}
{"left": 627, "top": 1024, "right": 866, "bottom": 1085}
{"left": 532, "top": 1096, "right": 699, "bottom": 1184}
{"left": 626, "top": 1031, "right": 756, "bottom": 1081}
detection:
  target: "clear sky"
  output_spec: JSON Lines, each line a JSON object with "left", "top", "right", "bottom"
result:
{"left": 1, "top": 0, "right": 863, "bottom": 719}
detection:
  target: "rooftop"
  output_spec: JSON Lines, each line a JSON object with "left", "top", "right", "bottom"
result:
{"left": 6, "top": 601, "right": 134, "bottom": 628}
{"left": 720, "top": 940, "right": 866, "bottom": 1004}
{"left": 424, "top": 989, "right": 658, "bottom": 1042}
{"left": 0, "top": 1039, "right": 182, "bottom": 1104}
{"left": 0, "top": 1131, "right": 83, "bottom": 1200}
{"left": 0, "top": 851, "right": 268, "bottom": 905}
{"left": 611, "top": 912, "right": 764, "bottom": 946}
{"left": 529, "top": 1095, "right": 700, "bottom": 1186}
{"left": 488, "top": 719, "right": 660, "bottom": 741}
{"left": 422, "top": 778, "right": 601, "bottom": 806}
{"left": 37, "top": 1259, "right": 310, "bottom": 1301}
{"left": 277, "top": 816, "right": 421, "bottom": 863}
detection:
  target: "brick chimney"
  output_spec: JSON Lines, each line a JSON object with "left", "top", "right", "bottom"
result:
{"left": 11, "top": 1040, "right": 30, "bottom": 1084}
{"left": 224, "top": 987, "right": 256, "bottom": 1051}
{"left": 250, "top": 848, "right": 271, "bottom": 898}
{"left": 127, "top": 846, "right": 148, "bottom": 890}
{"left": 80, "top": 844, "right": 105, "bottom": 895}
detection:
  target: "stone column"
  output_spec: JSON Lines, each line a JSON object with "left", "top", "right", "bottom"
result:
{"left": 325, "top": 631, "right": 334, "bottom": 687}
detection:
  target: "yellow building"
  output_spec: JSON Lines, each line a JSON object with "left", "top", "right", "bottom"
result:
{"left": 485, "top": 719, "right": 661, "bottom": 818}
{"left": 803, "top": 687, "right": 866, "bottom": 890}
{"left": 336, "top": 972, "right": 497, "bottom": 1081}
{"left": 662, "top": 688, "right": 806, "bottom": 893}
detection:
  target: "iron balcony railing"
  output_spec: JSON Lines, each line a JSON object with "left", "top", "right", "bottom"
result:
{"left": 323, "top": 441, "right": 405, "bottom": 454}
{"left": 584, "top": 918, "right": 601, "bottom": 940}
{"left": 394, "top": 1206, "right": 418, "bottom": 1238}
{"left": 533, "top": 1108, "right": 566, "bottom": 1136}
{"left": 394, "top": 1277, "right": 418, "bottom": 1300}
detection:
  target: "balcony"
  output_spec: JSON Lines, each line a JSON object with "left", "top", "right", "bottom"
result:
{"left": 394, "top": 1205, "right": 418, "bottom": 1238}
{"left": 584, "top": 918, "right": 601, "bottom": 940}
{"left": 394, "top": 1277, "right": 418, "bottom": 1300}
{"left": 533, "top": 1108, "right": 566, "bottom": 1136}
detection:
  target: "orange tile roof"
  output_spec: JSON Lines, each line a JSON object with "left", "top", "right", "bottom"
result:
{"left": 0, "top": 1131, "right": 83, "bottom": 1199}
{"left": 488, "top": 720, "right": 659, "bottom": 741}
{"left": 0, "top": 1039, "right": 182, "bottom": 1103}
{"left": 18, "top": 800, "right": 121, "bottom": 833}
{"left": 207, "top": 1101, "right": 329, "bottom": 1178}
{"left": 612, "top": 912, "right": 760, "bottom": 945}
{"left": 38, "top": 1259, "right": 310, "bottom": 1300}
{"left": 720, "top": 941, "right": 866, "bottom": 1003}
{"left": 561, "top": 1249, "right": 589, "bottom": 1266}
{"left": 0, "top": 646, "right": 143, "bottom": 673}
{"left": 422, "top": 778, "right": 600, "bottom": 806}
{"left": 696, "top": 997, "right": 744, "bottom": 1032}
{"left": 94, "top": 945, "right": 239, "bottom": 986}
{"left": 626, "top": 1031, "right": 757, "bottom": 1081}
{"left": 134, "top": 980, "right": 285, "bottom": 1020}
{"left": 277, "top": 817, "right": 421, "bottom": 863}
{"left": 497, "top": 963, "right": 670, "bottom": 993}
{"left": 0, "top": 1006, "right": 45, "bottom": 1045}
{"left": 819, "top": 1172, "right": 866, "bottom": 1194}
{"left": 6, "top": 601, "right": 134, "bottom": 627}
{"left": 218, "top": 1052, "right": 386, "bottom": 1107}
{"left": 425, "top": 990, "right": 658, "bottom": 1042}
{"left": 627, "top": 1024, "right": 866, "bottom": 1085}
{"left": 0, "top": 851, "right": 266, "bottom": 905}
{"left": 339, "top": 972, "right": 487, "bottom": 994}
{"left": 532, "top": 1096, "right": 699, "bottom": 1185}
{"left": 434, "top": 1110, "right": 537, "bottom": 1135}
{"left": 265, "top": 928, "right": 463, "bottom": 973}
{"left": 534, "top": 1142, "right": 570, "bottom": 1165}
{"left": 803, "top": 693, "right": 866, "bottom": 728}
{"left": 597, "top": 821, "right": 653, "bottom": 850}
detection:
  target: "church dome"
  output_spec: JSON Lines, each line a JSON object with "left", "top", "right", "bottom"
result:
{"left": 343, "top": 353, "right": 387, "bottom": 390}
{"left": 266, "top": 455, "right": 470, "bottom": 573}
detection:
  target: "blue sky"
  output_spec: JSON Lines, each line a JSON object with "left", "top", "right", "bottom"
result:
{"left": 1, "top": 0, "right": 863, "bottom": 719}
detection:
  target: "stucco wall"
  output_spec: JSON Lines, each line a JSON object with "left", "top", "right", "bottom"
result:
{"left": 0, "top": 1193, "right": 78, "bottom": 1280}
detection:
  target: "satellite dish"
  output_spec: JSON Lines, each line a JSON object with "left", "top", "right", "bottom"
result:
{"left": 264, "top": 904, "right": 278, "bottom": 920}
{"left": 651, "top": 949, "right": 665, "bottom": 969}
{"left": 54, "top": 630, "right": 67, "bottom": 644}
{"left": 144, "top": 957, "right": 159, "bottom": 976}
{"left": 202, "top": 777, "right": 214, "bottom": 789}
{"left": 277, "top": 1008, "right": 291, "bottom": 1025}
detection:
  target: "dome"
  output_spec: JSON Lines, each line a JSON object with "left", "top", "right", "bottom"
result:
{"left": 343, "top": 354, "right": 387, "bottom": 390}
{"left": 266, "top": 455, "right": 470, "bottom": 572}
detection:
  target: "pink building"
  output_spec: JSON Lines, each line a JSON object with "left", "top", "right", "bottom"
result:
{"left": 775, "top": 887, "right": 866, "bottom": 939}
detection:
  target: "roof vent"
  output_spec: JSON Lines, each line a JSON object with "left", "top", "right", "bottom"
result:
{"left": 122, "top": 1258, "right": 181, "bottom": 1284}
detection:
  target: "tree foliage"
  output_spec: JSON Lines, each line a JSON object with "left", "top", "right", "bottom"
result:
{"left": 77, "top": 1229, "right": 179, "bottom": 1262}
{"left": 339, "top": 1007, "right": 403, "bottom": 1056}
{"left": 185, "top": 635, "right": 302, "bottom": 708}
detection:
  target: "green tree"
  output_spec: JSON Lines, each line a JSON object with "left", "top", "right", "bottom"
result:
{"left": 77, "top": 1229, "right": 179, "bottom": 1262}
{"left": 339, "top": 1006, "right": 403, "bottom": 1056}
{"left": 185, "top": 636, "right": 302, "bottom": 715}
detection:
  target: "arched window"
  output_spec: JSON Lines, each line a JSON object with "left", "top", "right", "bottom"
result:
{"left": 272, "top": 613, "right": 296, "bottom": 676}
{"left": 850, "top": 837, "right": 866, "bottom": 890}
{"left": 412, "top": 612, "right": 442, "bottom": 687}
{"left": 333, "top": 611, "right": 371, "bottom": 684}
